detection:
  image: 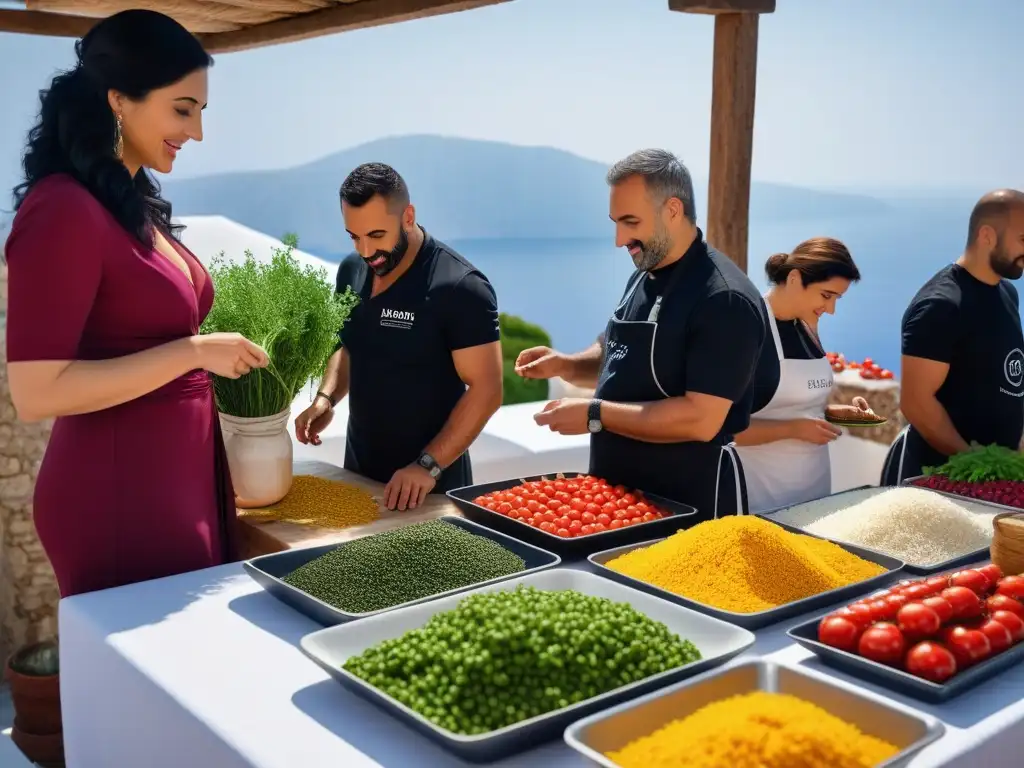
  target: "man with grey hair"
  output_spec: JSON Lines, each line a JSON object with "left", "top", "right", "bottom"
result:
{"left": 518, "top": 148, "right": 766, "bottom": 519}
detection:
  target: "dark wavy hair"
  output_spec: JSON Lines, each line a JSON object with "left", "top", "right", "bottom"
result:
{"left": 12, "top": 9, "right": 212, "bottom": 244}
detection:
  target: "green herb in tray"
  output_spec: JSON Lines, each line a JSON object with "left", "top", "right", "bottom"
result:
{"left": 282, "top": 520, "right": 525, "bottom": 613}
{"left": 924, "top": 443, "right": 1024, "bottom": 483}
{"left": 343, "top": 586, "right": 702, "bottom": 735}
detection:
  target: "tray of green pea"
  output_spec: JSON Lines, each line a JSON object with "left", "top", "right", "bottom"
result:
{"left": 299, "top": 568, "right": 756, "bottom": 762}
{"left": 243, "top": 516, "right": 561, "bottom": 625}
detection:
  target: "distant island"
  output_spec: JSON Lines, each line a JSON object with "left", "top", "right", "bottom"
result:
{"left": 159, "top": 134, "right": 889, "bottom": 260}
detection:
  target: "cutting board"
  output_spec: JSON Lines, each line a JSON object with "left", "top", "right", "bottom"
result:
{"left": 234, "top": 459, "right": 463, "bottom": 559}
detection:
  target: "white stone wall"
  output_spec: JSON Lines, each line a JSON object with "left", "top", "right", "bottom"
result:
{"left": 0, "top": 263, "right": 59, "bottom": 662}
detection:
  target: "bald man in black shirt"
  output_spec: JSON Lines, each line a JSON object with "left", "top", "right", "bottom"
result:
{"left": 882, "top": 189, "right": 1024, "bottom": 484}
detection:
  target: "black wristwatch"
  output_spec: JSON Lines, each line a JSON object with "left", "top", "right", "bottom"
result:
{"left": 314, "top": 390, "right": 336, "bottom": 409}
{"left": 588, "top": 399, "right": 603, "bottom": 434}
{"left": 417, "top": 452, "right": 443, "bottom": 479}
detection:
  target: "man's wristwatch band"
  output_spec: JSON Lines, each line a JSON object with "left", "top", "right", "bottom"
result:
{"left": 315, "top": 390, "right": 336, "bottom": 409}
{"left": 588, "top": 399, "right": 603, "bottom": 434}
{"left": 417, "top": 452, "right": 443, "bottom": 479}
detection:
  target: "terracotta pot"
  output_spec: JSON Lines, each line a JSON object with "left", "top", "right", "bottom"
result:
{"left": 5, "top": 645, "right": 61, "bottom": 735}
{"left": 219, "top": 408, "right": 293, "bottom": 508}
{"left": 11, "top": 724, "right": 64, "bottom": 766}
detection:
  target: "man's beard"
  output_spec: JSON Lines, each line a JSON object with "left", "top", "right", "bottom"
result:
{"left": 365, "top": 227, "right": 410, "bottom": 277}
{"left": 990, "top": 234, "right": 1024, "bottom": 280}
{"left": 628, "top": 227, "right": 673, "bottom": 271}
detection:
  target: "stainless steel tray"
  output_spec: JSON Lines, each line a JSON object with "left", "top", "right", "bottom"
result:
{"left": 299, "top": 568, "right": 756, "bottom": 763}
{"left": 588, "top": 516, "right": 904, "bottom": 630}
{"left": 564, "top": 659, "right": 944, "bottom": 768}
{"left": 243, "top": 515, "right": 560, "bottom": 626}
{"left": 446, "top": 472, "right": 697, "bottom": 557}
{"left": 763, "top": 484, "right": 994, "bottom": 575}
{"left": 789, "top": 606, "right": 1024, "bottom": 702}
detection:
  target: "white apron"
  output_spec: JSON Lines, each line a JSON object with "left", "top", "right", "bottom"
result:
{"left": 735, "top": 308, "right": 834, "bottom": 513}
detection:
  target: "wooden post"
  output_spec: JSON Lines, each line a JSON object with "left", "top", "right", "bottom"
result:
{"left": 706, "top": 12, "right": 760, "bottom": 273}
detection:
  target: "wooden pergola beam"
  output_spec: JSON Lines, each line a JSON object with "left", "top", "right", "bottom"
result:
{"left": 670, "top": 0, "right": 773, "bottom": 273}
{"left": 198, "top": 0, "right": 511, "bottom": 54}
{"left": 0, "top": 8, "right": 95, "bottom": 39}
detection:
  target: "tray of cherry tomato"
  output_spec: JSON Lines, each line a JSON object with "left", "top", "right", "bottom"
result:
{"left": 787, "top": 563, "right": 1024, "bottom": 702}
{"left": 446, "top": 472, "right": 697, "bottom": 556}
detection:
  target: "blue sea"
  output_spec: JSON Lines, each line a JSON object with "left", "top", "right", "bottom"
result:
{"left": 325, "top": 198, "right": 977, "bottom": 373}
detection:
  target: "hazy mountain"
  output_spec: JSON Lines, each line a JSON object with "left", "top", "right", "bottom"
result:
{"left": 162, "top": 134, "right": 890, "bottom": 259}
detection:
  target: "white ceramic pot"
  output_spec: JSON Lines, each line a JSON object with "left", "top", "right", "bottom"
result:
{"left": 219, "top": 408, "right": 293, "bottom": 508}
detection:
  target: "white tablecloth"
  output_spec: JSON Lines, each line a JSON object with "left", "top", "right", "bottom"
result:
{"left": 60, "top": 564, "right": 1024, "bottom": 768}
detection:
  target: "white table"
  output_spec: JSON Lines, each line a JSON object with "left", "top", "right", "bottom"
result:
{"left": 60, "top": 564, "right": 1024, "bottom": 768}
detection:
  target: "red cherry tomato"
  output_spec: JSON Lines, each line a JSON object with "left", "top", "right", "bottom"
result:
{"left": 921, "top": 596, "right": 954, "bottom": 625}
{"left": 941, "top": 586, "right": 983, "bottom": 619}
{"left": 857, "top": 623, "right": 906, "bottom": 666}
{"left": 884, "top": 593, "right": 909, "bottom": 616}
{"left": 979, "top": 618, "right": 1014, "bottom": 654}
{"left": 902, "top": 583, "right": 935, "bottom": 602}
{"left": 818, "top": 616, "right": 862, "bottom": 652}
{"left": 948, "top": 569, "right": 991, "bottom": 596}
{"left": 838, "top": 603, "right": 876, "bottom": 630}
{"left": 978, "top": 564, "right": 1004, "bottom": 586}
{"left": 996, "top": 575, "right": 1024, "bottom": 601}
{"left": 986, "top": 594, "right": 1024, "bottom": 619}
{"left": 925, "top": 575, "right": 950, "bottom": 592}
{"left": 940, "top": 627, "right": 991, "bottom": 668}
{"left": 879, "top": 369, "right": 894, "bottom": 379}
{"left": 897, "top": 603, "right": 942, "bottom": 638}
{"left": 904, "top": 641, "right": 957, "bottom": 683}
{"left": 991, "top": 610, "right": 1024, "bottom": 643}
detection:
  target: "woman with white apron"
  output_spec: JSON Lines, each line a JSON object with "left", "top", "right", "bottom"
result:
{"left": 734, "top": 238, "right": 863, "bottom": 514}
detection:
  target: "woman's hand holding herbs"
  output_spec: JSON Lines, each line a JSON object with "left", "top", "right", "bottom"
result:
{"left": 191, "top": 333, "right": 269, "bottom": 379}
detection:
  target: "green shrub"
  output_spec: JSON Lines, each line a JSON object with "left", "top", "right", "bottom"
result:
{"left": 499, "top": 313, "right": 551, "bottom": 405}
{"left": 201, "top": 235, "right": 359, "bottom": 418}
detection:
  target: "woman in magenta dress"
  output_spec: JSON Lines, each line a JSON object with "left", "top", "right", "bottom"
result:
{"left": 4, "top": 10, "right": 268, "bottom": 597}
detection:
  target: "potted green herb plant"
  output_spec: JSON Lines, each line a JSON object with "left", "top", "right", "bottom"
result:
{"left": 5, "top": 638, "right": 64, "bottom": 766}
{"left": 202, "top": 234, "right": 357, "bottom": 507}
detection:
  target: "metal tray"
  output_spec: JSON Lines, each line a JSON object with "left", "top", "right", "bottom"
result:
{"left": 755, "top": 485, "right": 876, "bottom": 518}
{"left": 564, "top": 659, "right": 944, "bottom": 768}
{"left": 299, "top": 568, "right": 756, "bottom": 763}
{"left": 243, "top": 515, "right": 560, "bottom": 626}
{"left": 565, "top": 659, "right": 937, "bottom": 765}
{"left": 768, "top": 483, "right": 997, "bottom": 575}
{"left": 788, "top": 610, "right": 1024, "bottom": 702}
{"left": 446, "top": 472, "right": 697, "bottom": 558}
{"left": 588, "top": 517, "right": 905, "bottom": 630}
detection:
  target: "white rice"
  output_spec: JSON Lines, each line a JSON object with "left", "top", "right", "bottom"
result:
{"left": 769, "top": 487, "right": 997, "bottom": 567}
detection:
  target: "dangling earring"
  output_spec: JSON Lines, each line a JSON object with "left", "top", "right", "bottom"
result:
{"left": 114, "top": 113, "right": 124, "bottom": 160}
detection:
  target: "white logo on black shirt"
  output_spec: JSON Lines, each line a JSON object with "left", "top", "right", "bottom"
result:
{"left": 380, "top": 308, "right": 415, "bottom": 329}
{"left": 1001, "top": 348, "right": 1024, "bottom": 396}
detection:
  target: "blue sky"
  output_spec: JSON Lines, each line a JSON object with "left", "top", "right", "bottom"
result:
{"left": 0, "top": 0, "right": 1019, "bottom": 198}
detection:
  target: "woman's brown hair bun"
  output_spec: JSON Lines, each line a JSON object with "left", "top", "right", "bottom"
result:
{"left": 764, "top": 237, "right": 861, "bottom": 287}
{"left": 764, "top": 252, "right": 791, "bottom": 284}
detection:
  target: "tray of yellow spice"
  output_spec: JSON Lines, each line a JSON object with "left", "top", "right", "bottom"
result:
{"left": 564, "top": 659, "right": 944, "bottom": 768}
{"left": 588, "top": 516, "right": 904, "bottom": 630}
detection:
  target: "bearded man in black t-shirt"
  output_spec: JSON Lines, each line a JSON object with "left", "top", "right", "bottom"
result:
{"left": 881, "top": 189, "right": 1024, "bottom": 485}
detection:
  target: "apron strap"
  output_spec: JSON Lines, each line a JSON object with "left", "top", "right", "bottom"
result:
{"left": 762, "top": 294, "right": 785, "bottom": 360}
{"left": 713, "top": 444, "right": 747, "bottom": 518}
{"left": 647, "top": 256, "right": 692, "bottom": 324}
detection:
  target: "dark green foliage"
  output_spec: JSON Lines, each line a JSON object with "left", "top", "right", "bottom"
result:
{"left": 282, "top": 520, "right": 525, "bottom": 614}
{"left": 201, "top": 235, "right": 358, "bottom": 417}
{"left": 499, "top": 313, "right": 552, "bottom": 405}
